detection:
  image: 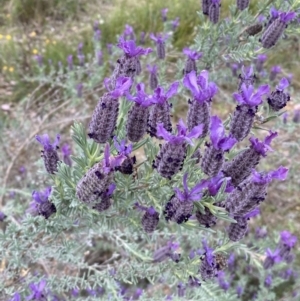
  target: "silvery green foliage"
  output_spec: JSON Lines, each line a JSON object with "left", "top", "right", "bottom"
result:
{"left": 1, "top": 0, "right": 300, "bottom": 300}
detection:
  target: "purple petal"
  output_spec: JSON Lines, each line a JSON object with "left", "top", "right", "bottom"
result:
{"left": 244, "top": 207, "right": 260, "bottom": 219}
{"left": 257, "top": 84, "right": 270, "bottom": 96}
{"left": 176, "top": 119, "right": 187, "bottom": 136}
{"left": 276, "top": 78, "right": 289, "bottom": 91}
{"left": 149, "top": 33, "right": 157, "bottom": 42}
{"left": 270, "top": 7, "right": 279, "bottom": 18}
{"left": 156, "top": 123, "right": 173, "bottom": 141}
{"left": 269, "top": 166, "right": 288, "bottom": 181}
{"left": 183, "top": 71, "right": 200, "bottom": 97}
{"left": 182, "top": 173, "right": 189, "bottom": 194}
{"left": 210, "top": 116, "right": 224, "bottom": 149}
{"left": 197, "top": 70, "right": 209, "bottom": 89}
{"left": 218, "top": 136, "right": 237, "bottom": 151}
{"left": 174, "top": 188, "right": 185, "bottom": 201}
{"left": 186, "top": 124, "right": 204, "bottom": 140}
{"left": 106, "top": 183, "right": 116, "bottom": 197}
{"left": 103, "top": 77, "right": 111, "bottom": 91}
{"left": 165, "top": 82, "right": 179, "bottom": 99}
{"left": 233, "top": 92, "right": 245, "bottom": 104}
{"left": 190, "top": 179, "right": 209, "bottom": 196}
{"left": 280, "top": 12, "right": 296, "bottom": 23}
{"left": 264, "top": 131, "right": 278, "bottom": 146}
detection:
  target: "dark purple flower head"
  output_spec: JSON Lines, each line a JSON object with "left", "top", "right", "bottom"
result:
{"left": 161, "top": 8, "right": 168, "bottom": 21}
{"left": 102, "top": 144, "right": 126, "bottom": 174}
{"left": 26, "top": 279, "right": 47, "bottom": 300}
{"left": 36, "top": 134, "right": 60, "bottom": 151}
{"left": 233, "top": 83, "right": 269, "bottom": 107}
{"left": 207, "top": 172, "right": 234, "bottom": 196}
{"left": 10, "top": 293, "right": 21, "bottom": 301}
{"left": 210, "top": 116, "right": 237, "bottom": 151}
{"left": 202, "top": 239, "right": 214, "bottom": 267}
{"left": 117, "top": 36, "right": 152, "bottom": 57}
{"left": 251, "top": 166, "right": 288, "bottom": 184}
{"left": 126, "top": 83, "right": 152, "bottom": 107}
{"left": 280, "top": 231, "right": 297, "bottom": 248}
{"left": 276, "top": 77, "right": 289, "bottom": 91}
{"left": 157, "top": 119, "right": 203, "bottom": 145}
{"left": 152, "top": 81, "right": 179, "bottom": 105}
{"left": 279, "top": 12, "right": 296, "bottom": 23}
{"left": 104, "top": 76, "right": 132, "bottom": 98}
{"left": 244, "top": 207, "right": 260, "bottom": 219}
{"left": 183, "top": 70, "right": 218, "bottom": 103}
{"left": 147, "top": 64, "right": 157, "bottom": 75}
{"left": 174, "top": 173, "right": 208, "bottom": 203}
{"left": 183, "top": 48, "right": 203, "bottom": 61}
{"left": 249, "top": 131, "right": 277, "bottom": 157}
{"left": 113, "top": 137, "right": 132, "bottom": 156}
{"left": 149, "top": 33, "right": 169, "bottom": 44}
{"left": 172, "top": 17, "right": 180, "bottom": 30}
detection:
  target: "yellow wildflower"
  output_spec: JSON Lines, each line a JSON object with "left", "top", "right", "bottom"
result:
{"left": 6, "top": 35, "right": 12, "bottom": 40}
{"left": 32, "top": 49, "right": 38, "bottom": 55}
{"left": 2, "top": 66, "right": 7, "bottom": 71}
{"left": 29, "top": 31, "right": 36, "bottom": 38}
{"left": 9, "top": 67, "right": 14, "bottom": 72}
{"left": 52, "top": 40, "right": 57, "bottom": 45}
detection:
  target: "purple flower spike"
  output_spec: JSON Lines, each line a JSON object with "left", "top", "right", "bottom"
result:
{"left": 200, "top": 240, "right": 217, "bottom": 280}
{"left": 154, "top": 121, "right": 203, "bottom": 179}
{"left": 36, "top": 134, "right": 60, "bottom": 174}
{"left": 223, "top": 131, "right": 277, "bottom": 186}
{"left": 150, "top": 33, "right": 169, "bottom": 59}
{"left": 161, "top": 8, "right": 168, "bottom": 22}
{"left": 164, "top": 174, "right": 208, "bottom": 223}
{"left": 147, "top": 64, "right": 158, "bottom": 90}
{"left": 209, "top": 0, "right": 221, "bottom": 24}
{"left": 261, "top": 12, "right": 295, "bottom": 49}
{"left": 26, "top": 279, "right": 47, "bottom": 300}
{"left": 202, "top": 116, "right": 236, "bottom": 177}
{"left": 126, "top": 83, "right": 153, "bottom": 142}
{"left": 148, "top": 82, "right": 179, "bottom": 137}
{"left": 268, "top": 77, "right": 290, "bottom": 111}
{"left": 183, "top": 48, "right": 202, "bottom": 75}
{"left": 184, "top": 70, "right": 218, "bottom": 136}
{"left": 29, "top": 187, "right": 56, "bottom": 219}
{"left": 117, "top": 36, "right": 152, "bottom": 58}
{"left": 141, "top": 206, "right": 159, "bottom": 233}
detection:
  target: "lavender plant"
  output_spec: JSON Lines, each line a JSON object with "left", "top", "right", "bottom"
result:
{"left": 1, "top": 0, "right": 300, "bottom": 300}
